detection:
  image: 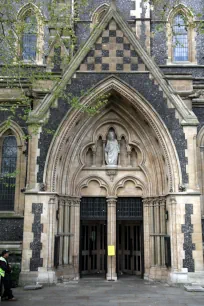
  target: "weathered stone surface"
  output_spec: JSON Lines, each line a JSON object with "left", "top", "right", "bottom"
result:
{"left": 184, "top": 285, "right": 204, "bottom": 292}
{"left": 24, "top": 284, "right": 43, "bottom": 290}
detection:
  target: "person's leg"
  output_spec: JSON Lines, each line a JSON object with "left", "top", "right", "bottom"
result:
{"left": 2, "top": 277, "right": 13, "bottom": 299}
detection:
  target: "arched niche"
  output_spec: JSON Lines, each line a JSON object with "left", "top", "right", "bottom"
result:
{"left": 77, "top": 178, "right": 108, "bottom": 197}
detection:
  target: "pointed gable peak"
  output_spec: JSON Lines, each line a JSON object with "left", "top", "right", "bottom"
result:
{"left": 28, "top": 4, "right": 198, "bottom": 126}
{"left": 79, "top": 18, "right": 146, "bottom": 73}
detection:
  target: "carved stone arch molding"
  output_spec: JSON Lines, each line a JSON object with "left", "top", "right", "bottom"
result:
{"left": 44, "top": 76, "right": 182, "bottom": 196}
{"left": 76, "top": 176, "right": 109, "bottom": 197}
{"left": 113, "top": 176, "right": 148, "bottom": 198}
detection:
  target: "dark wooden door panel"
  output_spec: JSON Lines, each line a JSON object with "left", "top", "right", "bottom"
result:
{"left": 81, "top": 221, "right": 107, "bottom": 275}
{"left": 117, "top": 221, "right": 142, "bottom": 275}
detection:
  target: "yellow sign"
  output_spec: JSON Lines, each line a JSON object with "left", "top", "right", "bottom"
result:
{"left": 108, "top": 245, "right": 115, "bottom": 256}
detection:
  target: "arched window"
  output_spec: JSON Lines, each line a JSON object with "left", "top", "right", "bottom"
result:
{"left": 91, "top": 4, "right": 109, "bottom": 28}
{"left": 167, "top": 5, "right": 196, "bottom": 64}
{"left": 172, "top": 14, "right": 188, "bottom": 62}
{"left": 17, "top": 4, "right": 44, "bottom": 65}
{"left": 0, "top": 134, "right": 17, "bottom": 211}
{"left": 22, "top": 13, "right": 38, "bottom": 61}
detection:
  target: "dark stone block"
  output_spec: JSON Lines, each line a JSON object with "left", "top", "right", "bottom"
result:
{"left": 102, "top": 64, "right": 109, "bottom": 70}
{"left": 116, "top": 64, "right": 123, "bottom": 71}
{"left": 182, "top": 204, "right": 195, "bottom": 272}
{"left": 0, "top": 218, "right": 23, "bottom": 241}
{"left": 124, "top": 44, "right": 130, "bottom": 50}
{"left": 87, "top": 64, "right": 95, "bottom": 71}
{"left": 30, "top": 258, "right": 43, "bottom": 272}
{"left": 102, "top": 37, "right": 109, "bottom": 43}
{"left": 95, "top": 44, "right": 102, "bottom": 50}
{"left": 30, "top": 203, "right": 43, "bottom": 272}
{"left": 131, "top": 50, "right": 137, "bottom": 57}
{"left": 116, "top": 50, "right": 124, "bottom": 57}
{"left": 116, "top": 37, "right": 124, "bottom": 43}
{"left": 123, "top": 57, "right": 131, "bottom": 64}
{"left": 102, "top": 50, "right": 109, "bottom": 57}
{"left": 109, "top": 30, "right": 116, "bottom": 37}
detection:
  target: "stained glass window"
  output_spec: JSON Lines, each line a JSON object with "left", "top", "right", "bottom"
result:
{"left": 0, "top": 136, "right": 17, "bottom": 211}
{"left": 173, "top": 14, "right": 189, "bottom": 62}
{"left": 22, "top": 14, "right": 38, "bottom": 61}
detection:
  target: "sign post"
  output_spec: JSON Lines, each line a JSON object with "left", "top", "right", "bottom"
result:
{"left": 108, "top": 245, "right": 115, "bottom": 281}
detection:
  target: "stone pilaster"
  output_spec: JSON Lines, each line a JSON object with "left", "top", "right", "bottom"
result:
{"left": 27, "top": 124, "right": 42, "bottom": 190}
{"left": 106, "top": 197, "right": 117, "bottom": 281}
{"left": 144, "top": 196, "right": 168, "bottom": 281}
{"left": 143, "top": 198, "right": 151, "bottom": 278}
{"left": 63, "top": 198, "right": 71, "bottom": 265}
{"left": 68, "top": 197, "right": 80, "bottom": 280}
{"left": 58, "top": 198, "right": 65, "bottom": 266}
{"left": 169, "top": 197, "right": 178, "bottom": 272}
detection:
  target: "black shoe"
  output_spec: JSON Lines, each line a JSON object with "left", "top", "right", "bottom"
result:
{"left": 8, "top": 297, "right": 17, "bottom": 301}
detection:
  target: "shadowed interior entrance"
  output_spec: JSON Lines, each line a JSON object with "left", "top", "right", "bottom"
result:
{"left": 80, "top": 197, "right": 107, "bottom": 276}
{"left": 117, "top": 198, "right": 143, "bottom": 277}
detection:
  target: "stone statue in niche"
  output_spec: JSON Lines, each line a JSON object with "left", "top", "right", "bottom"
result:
{"left": 105, "top": 130, "right": 120, "bottom": 166}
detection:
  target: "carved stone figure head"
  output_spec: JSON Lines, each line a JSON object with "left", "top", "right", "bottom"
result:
{"left": 108, "top": 130, "right": 115, "bottom": 141}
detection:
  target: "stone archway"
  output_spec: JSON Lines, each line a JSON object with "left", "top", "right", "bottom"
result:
{"left": 43, "top": 76, "right": 182, "bottom": 280}
{"left": 44, "top": 76, "right": 182, "bottom": 194}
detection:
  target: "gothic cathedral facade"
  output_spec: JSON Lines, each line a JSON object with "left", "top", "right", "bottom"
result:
{"left": 0, "top": 0, "right": 204, "bottom": 285}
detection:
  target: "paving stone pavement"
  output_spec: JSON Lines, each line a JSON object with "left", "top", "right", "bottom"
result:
{"left": 5, "top": 277, "right": 204, "bottom": 306}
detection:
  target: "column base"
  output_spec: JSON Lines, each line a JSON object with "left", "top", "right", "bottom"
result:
{"left": 19, "top": 270, "right": 57, "bottom": 286}
{"left": 147, "top": 266, "right": 168, "bottom": 281}
{"left": 106, "top": 272, "right": 117, "bottom": 281}
{"left": 169, "top": 270, "right": 204, "bottom": 285}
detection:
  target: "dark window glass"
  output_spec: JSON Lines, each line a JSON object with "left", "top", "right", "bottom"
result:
{"left": 0, "top": 136, "right": 17, "bottom": 211}
{"left": 22, "top": 15, "right": 37, "bottom": 61}
{"left": 173, "top": 14, "right": 188, "bottom": 62}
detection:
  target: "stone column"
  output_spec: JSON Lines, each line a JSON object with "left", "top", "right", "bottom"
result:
{"left": 143, "top": 198, "right": 151, "bottom": 278}
{"left": 149, "top": 199, "right": 155, "bottom": 266}
{"left": 58, "top": 198, "right": 65, "bottom": 266}
{"left": 106, "top": 197, "right": 117, "bottom": 281}
{"left": 73, "top": 197, "right": 80, "bottom": 279}
{"left": 27, "top": 124, "right": 42, "bottom": 190}
{"left": 63, "top": 198, "right": 71, "bottom": 265}
{"left": 69, "top": 197, "right": 80, "bottom": 280}
{"left": 155, "top": 199, "right": 161, "bottom": 266}
{"left": 47, "top": 196, "right": 58, "bottom": 270}
{"left": 159, "top": 197, "right": 166, "bottom": 267}
{"left": 183, "top": 126, "right": 198, "bottom": 191}
{"left": 169, "top": 197, "right": 178, "bottom": 272}
{"left": 102, "top": 140, "right": 106, "bottom": 166}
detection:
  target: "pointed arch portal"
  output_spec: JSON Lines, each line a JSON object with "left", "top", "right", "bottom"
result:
{"left": 44, "top": 76, "right": 182, "bottom": 196}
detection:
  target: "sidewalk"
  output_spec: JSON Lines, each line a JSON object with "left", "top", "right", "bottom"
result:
{"left": 5, "top": 277, "right": 204, "bottom": 306}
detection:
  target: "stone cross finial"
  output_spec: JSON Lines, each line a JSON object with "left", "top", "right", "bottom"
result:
{"left": 111, "top": 0, "right": 116, "bottom": 9}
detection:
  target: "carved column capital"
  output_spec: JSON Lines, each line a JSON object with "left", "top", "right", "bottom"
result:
{"left": 143, "top": 198, "right": 152, "bottom": 207}
{"left": 59, "top": 197, "right": 65, "bottom": 206}
{"left": 72, "top": 197, "right": 81, "bottom": 207}
{"left": 49, "top": 196, "right": 57, "bottom": 205}
{"left": 169, "top": 197, "right": 177, "bottom": 206}
{"left": 107, "top": 197, "right": 117, "bottom": 206}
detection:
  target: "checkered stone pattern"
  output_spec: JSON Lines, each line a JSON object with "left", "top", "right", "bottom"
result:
{"left": 79, "top": 20, "right": 146, "bottom": 72}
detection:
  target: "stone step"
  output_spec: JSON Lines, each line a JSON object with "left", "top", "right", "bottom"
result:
{"left": 184, "top": 285, "right": 204, "bottom": 292}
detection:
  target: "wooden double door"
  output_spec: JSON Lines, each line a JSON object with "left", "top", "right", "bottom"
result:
{"left": 117, "top": 221, "right": 143, "bottom": 276}
{"left": 80, "top": 220, "right": 143, "bottom": 276}
{"left": 80, "top": 221, "right": 107, "bottom": 276}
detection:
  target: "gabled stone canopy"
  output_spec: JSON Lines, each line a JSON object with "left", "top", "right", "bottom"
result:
{"left": 28, "top": 4, "right": 198, "bottom": 126}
